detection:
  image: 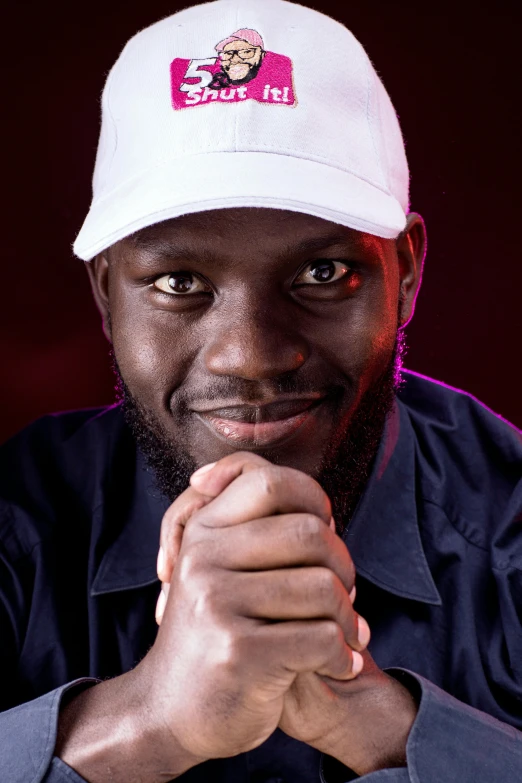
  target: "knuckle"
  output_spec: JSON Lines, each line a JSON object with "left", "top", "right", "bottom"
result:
{"left": 212, "top": 627, "right": 237, "bottom": 667}
{"left": 192, "top": 580, "right": 224, "bottom": 624}
{"left": 296, "top": 514, "right": 326, "bottom": 550}
{"left": 316, "top": 567, "right": 339, "bottom": 602}
{"left": 176, "top": 543, "right": 204, "bottom": 584}
{"left": 256, "top": 465, "right": 284, "bottom": 496}
{"left": 294, "top": 470, "right": 331, "bottom": 517}
{"left": 191, "top": 570, "right": 234, "bottom": 626}
{"left": 213, "top": 626, "right": 248, "bottom": 674}
{"left": 323, "top": 619, "right": 344, "bottom": 648}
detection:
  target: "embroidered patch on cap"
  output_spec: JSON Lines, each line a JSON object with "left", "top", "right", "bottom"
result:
{"left": 170, "top": 28, "right": 296, "bottom": 110}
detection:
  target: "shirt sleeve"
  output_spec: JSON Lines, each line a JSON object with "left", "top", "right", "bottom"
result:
{"left": 321, "top": 668, "right": 522, "bottom": 782}
{"left": 44, "top": 758, "right": 88, "bottom": 782}
{"left": 320, "top": 753, "right": 409, "bottom": 782}
{"left": 0, "top": 680, "right": 96, "bottom": 783}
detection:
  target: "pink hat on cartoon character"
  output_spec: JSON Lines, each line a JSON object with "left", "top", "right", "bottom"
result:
{"left": 215, "top": 28, "right": 264, "bottom": 52}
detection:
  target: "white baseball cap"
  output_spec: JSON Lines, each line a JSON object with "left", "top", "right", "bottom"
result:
{"left": 74, "top": 0, "right": 410, "bottom": 261}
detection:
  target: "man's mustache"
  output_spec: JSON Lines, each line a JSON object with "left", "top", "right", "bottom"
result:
{"left": 172, "top": 379, "right": 348, "bottom": 414}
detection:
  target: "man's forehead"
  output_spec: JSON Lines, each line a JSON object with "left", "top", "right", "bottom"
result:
{"left": 121, "top": 209, "right": 391, "bottom": 261}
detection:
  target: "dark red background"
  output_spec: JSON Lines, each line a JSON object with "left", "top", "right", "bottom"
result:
{"left": 2, "top": 0, "right": 521, "bottom": 444}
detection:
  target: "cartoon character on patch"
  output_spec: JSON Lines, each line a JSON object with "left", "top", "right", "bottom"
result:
{"left": 170, "top": 29, "right": 296, "bottom": 109}
{"left": 209, "top": 29, "right": 266, "bottom": 89}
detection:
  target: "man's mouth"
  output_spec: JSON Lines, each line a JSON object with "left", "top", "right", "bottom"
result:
{"left": 228, "top": 63, "right": 250, "bottom": 80}
{"left": 191, "top": 395, "right": 327, "bottom": 448}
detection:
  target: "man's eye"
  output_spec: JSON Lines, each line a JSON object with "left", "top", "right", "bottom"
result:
{"left": 153, "top": 272, "right": 209, "bottom": 295}
{"left": 294, "top": 260, "right": 351, "bottom": 285}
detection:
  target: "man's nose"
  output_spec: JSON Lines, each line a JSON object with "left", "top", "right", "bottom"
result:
{"left": 203, "top": 304, "right": 309, "bottom": 381}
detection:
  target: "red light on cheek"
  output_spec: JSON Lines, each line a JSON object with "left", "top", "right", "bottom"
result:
{"left": 345, "top": 272, "right": 363, "bottom": 292}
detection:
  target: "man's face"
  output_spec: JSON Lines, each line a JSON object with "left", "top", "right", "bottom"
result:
{"left": 90, "top": 208, "right": 423, "bottom": 526}
{"left": 220, "top": 40, "right": 263, "bottom": 82}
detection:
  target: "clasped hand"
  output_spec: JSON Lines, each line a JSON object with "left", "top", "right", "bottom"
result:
{"left": 147, "top": 452, "right": 414, "bottom": 777}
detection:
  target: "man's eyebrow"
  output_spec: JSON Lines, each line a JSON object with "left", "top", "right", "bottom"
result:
{"left": 130, "top": 233, "right": 204, "bottom": 260}
{"left": 284, "top": 233, "right": 364, "bottom": 257}
{"left": 129, "top": 231, "right": 366, "bottom": 262}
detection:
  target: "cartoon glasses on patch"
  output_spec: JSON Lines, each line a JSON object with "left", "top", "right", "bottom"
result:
{"left": 218, "top": 46, "right": 265, "bottom": 61}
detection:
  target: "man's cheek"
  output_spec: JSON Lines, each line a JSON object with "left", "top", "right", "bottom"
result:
{"left": 353, "top": 290, "right": 399, "bottom": 374}
{"left": 112, "top": 320, "right": 183, "bottom": 408}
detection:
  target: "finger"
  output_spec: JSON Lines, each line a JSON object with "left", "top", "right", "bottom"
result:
{"left": 253, "top": 620, "right": 364, "bottom": 681}
{"left": 228, "top": 567, "right": 367, "bottom": 652}
{"left": 158, "top": 487, "right": 214, "bottom": 583}
{"left": 190, "top": 464, "right": 332, "bottom": 531}
{"left": 155, "top": 581, "right": 170, "bottom": 625}
{"left": 190, "top": 451, "right": 272, "bottom": 497}
{"left": 156, "top": 453, "right": 275, "bottom": 582}
{"left": 192, "top": 513, "right": 355, "bottom": 597}
{"left": 157, "top": 453, "right": 274, "bottom": 582}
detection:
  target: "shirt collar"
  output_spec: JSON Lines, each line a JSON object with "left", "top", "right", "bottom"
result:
{"left": 90, "top": 400, "right": 441, "bottom": 606}
{"left": 90, "top": 449, "right": 169, "bottom": 597}
{"left": 344, "top": 399, "right": 441, "bottom": 605}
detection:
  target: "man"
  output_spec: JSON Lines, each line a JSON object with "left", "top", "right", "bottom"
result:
{"left": 209, "top": 29, "right": 266, "bottom": 89}
{"left": 1, "top": 1, "right": 521, "bottom": 782}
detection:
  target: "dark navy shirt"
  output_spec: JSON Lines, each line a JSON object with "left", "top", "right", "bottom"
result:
{"left": 1, "top": 371, "right": 521, "bottom": 782}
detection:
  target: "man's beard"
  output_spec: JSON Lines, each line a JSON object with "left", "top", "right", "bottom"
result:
{"left": 208, "top": 60, "right": 263, "bottom": 89}
{"left": 112, "top": 330, "right": 406, "bottom": 536}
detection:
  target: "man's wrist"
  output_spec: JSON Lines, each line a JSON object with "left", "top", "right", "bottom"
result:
{"left": 329, "top": 672, "right": 419, "bottom": 777}
{"left": 55, "top": 668, "right": 201, "bottom": 783}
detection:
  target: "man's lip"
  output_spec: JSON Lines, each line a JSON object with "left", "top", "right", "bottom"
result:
{"left": 193, "top": 397, "right": 326, "bottom": 448}
{"left": 190, "top": 394, "right": 326, "bottom": 422}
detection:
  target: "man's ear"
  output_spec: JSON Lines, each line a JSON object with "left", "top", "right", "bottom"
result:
{"left": 396, "top": 212, "right": 427, "bottom": 328}
{"left": 84, "top": 252, "right": 112, "bottom": 342}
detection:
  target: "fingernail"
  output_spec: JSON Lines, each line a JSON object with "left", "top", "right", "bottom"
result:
{"left": 192, "top": 462, "right": 217, "bottom": 478}
{"left": 351, "top": 651, "right": 364, "bottom": 676}
{"left": 157, "top": 547, "right": 164, "bottom": 578}
{"left": 349, "top": 586, "right": 356, "bottom": 603}
{"left": 155, "top": 589, "right": 166, "bottom": 621}
{"left": 357, "top": 615, "right": 371, "bottom": 647}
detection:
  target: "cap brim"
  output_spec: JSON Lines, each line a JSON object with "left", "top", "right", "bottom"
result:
{"left": 73, "top": 151, "right": 407, "bottom": 261}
